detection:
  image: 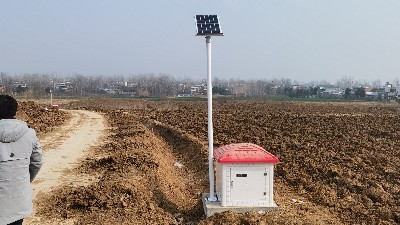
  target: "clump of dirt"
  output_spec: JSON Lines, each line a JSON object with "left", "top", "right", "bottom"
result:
{"left": 80, "top": 152, "right": 159, "bottom": 173}
{"left": 37, "top": 176, "right": 181, "bottom": 224}
{"left": 16, "top": 101, "right": 69, "bottom": 135}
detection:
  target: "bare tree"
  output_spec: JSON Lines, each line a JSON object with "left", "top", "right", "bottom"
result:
{"left": 371, "top": 79, "right": 381, "bottom": 89}
{"left": 336, "top": 76, "right": 354, "bottom": 89}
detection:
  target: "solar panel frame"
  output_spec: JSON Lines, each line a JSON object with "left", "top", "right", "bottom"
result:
{"left": 195, "top": 14, "right": 224, "bottom": 36}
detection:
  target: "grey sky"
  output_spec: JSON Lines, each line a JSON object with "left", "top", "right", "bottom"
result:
{"left": 1, "top": 0, "right": 400, "bottom": 84}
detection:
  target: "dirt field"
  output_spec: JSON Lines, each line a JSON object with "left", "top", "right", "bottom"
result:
{"left": 17, "top": 99, "right": 400, "bottom": 224}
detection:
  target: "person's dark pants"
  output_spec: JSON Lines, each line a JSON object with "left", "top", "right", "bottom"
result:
{"left": 8, "top": 219, "right": 23, "bottom": 225}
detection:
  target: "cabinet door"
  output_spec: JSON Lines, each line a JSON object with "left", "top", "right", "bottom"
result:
{"left": 229, "top": 166, "right": 268, "bottom": 203}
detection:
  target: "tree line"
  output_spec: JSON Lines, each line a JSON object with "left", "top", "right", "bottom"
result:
{"left": 0, "top": 72, "right": 390, "bottom": 99}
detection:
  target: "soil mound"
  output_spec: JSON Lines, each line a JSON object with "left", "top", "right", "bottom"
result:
{"left": 16, "top": 101, "right": 69, "bottom": 135}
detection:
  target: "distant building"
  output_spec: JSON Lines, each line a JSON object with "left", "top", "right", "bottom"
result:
{"left": 320, "top": 85, "right": 341, "bottom": 94}
{"left": 55, "top": 83, "right": 68, "bottom": 90}
{"left": 13, "top": 82, "right": 28, "bottom": 94}
{"left": 319, "top": 85, "right": 342, "bottom": 98}
{"left": 384, "top": 82, "right": 392, "bottom": 93}
{"left": 231, "top": 86, "right": 247, "bottom": 97}
{"left": 99, "top": 88, "right": 116, "bottom": 94}
{"left": 191, "top": 84, "right": 206, "bottom": 96}
{"left": 177, "top": 94, "right": 194, "bottom": 98}
{"left": 396, "top": 83, "right": 400, "bottom": 100}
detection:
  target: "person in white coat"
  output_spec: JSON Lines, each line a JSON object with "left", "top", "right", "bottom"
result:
{"left": 0, "top": 95, "right": 43, "bottom": 225}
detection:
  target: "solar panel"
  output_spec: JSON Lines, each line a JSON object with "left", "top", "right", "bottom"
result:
{"left": 195, "top": 15, "right": 224, "bottom": 36}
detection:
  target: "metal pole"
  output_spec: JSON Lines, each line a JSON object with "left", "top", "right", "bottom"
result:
{"left": 206, "top": 36, "right": 216, "bottom": 201}
{"left": 50, "top": 90, "right": 53, "bottom": 106}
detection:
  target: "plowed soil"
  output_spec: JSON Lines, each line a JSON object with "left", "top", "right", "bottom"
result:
{"left": 19, "top": 99, "right": 400, "bottom": 224}
{"left": 17, "top": 101, "right": 68, "bottom": 136}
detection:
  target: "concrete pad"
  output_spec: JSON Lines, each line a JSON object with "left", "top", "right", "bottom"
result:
{"left": 202, "top": 193, "right": 278, "bottom": 217}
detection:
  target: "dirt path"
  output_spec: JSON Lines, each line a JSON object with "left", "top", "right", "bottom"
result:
{"left": 25, "top": 110, "right": 106, "bottom": 224}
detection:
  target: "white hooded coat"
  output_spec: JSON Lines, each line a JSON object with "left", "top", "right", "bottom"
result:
{"left": 0, "top": 119, "right": 42, "bottom": 225}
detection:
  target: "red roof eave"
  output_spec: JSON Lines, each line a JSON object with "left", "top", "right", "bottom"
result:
{"left": 217, "top": 156, "right": 279, "bottom": 164}
{"left": 214, "top": 143, "right": 279, "bottom": 164}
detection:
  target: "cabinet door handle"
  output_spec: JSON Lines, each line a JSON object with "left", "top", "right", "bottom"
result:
{"left": 231, "top": 181, "right": 233, "bottom": 187}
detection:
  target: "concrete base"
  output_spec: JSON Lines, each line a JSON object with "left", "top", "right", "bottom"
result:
{"left": 202, "top": 193, "right": 278, "bottom": 217}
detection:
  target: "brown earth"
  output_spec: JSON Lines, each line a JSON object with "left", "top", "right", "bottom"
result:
{"left": 17, "top": 99, "right": 400, "bottom": 224}
{"left": 17, "top": 101, "right": 69, "bottom": 136}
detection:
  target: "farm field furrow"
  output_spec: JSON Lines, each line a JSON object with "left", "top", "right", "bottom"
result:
{"left": 18, "top": 99, "right": 400, "bottom": 224}
{"left": 143, "top": 100, "right": 400, "bottom": 224}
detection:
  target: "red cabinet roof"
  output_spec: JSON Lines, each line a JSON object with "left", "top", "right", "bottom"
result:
{"left": 214, "top": 143, "right": 279, "bottom": 164}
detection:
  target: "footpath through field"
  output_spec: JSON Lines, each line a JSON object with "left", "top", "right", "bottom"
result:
{"left": 25, "top": 110, "right": 106, "bottom": 224}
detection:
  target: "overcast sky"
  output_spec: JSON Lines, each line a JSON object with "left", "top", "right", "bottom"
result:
{"left": 1, "top": 0, "right": 400, "bottom": 83}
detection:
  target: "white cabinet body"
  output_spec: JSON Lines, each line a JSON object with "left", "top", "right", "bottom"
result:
{"left": 216, "top": 163, "right": 275, "bottom": 207}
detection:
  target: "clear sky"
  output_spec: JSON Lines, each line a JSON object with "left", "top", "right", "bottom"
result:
{"left": 1, "top": 0, "right": 400, "bottom": 84}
